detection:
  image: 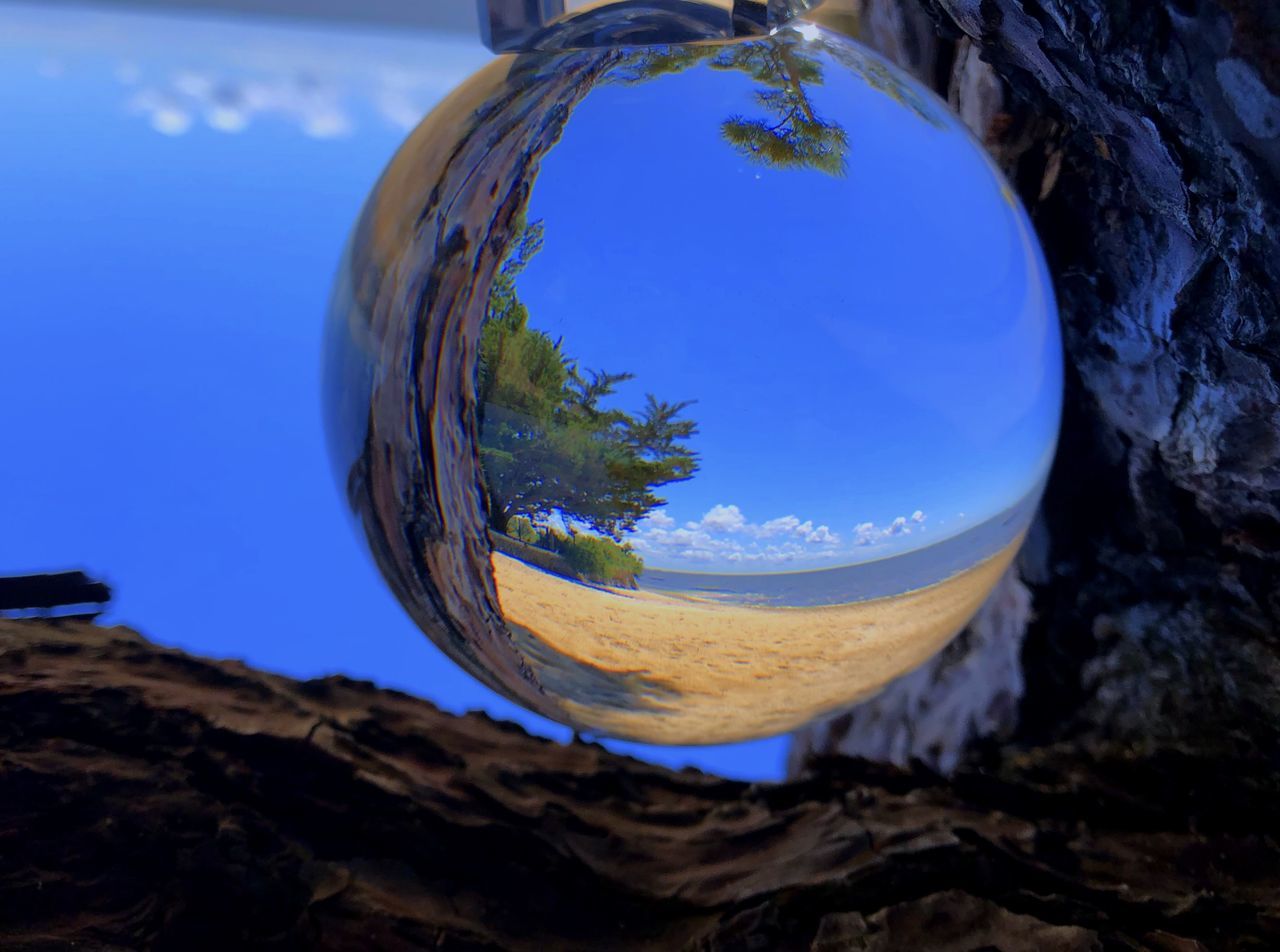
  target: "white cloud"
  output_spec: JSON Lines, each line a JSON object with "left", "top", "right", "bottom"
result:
{"left": 806, "top": 524, "right": 839, "bottom": 544}
{"left": 754, "top": 514, "right": 840, "bottom": 545}
{"left": 172, "top": 70, "right": 213, "bottom": 98}
{"left": 850, "top": 512, "right": 928, "bottom": 547}
{"left": 759, "top": 514, "right": 801, "bottom": 536}
{"left": 641, "top": 510, "right": 675, "bottom": 529}
{"left": 669, "top": 527, "right": 706, "bottom": 546}
{"left": 695, "top": 503, "right": 747, "bottom": 533}
{"left": 206, "top": 105, "right": 249, "bottom": 133}
{"left": 124, "top": 69, "right": 356, "bottom": 140}
{"left": 628, "top": 498, "right": 909, "bottom": 566}
{"left": 302, "top": 108, "right": 352, "bottom": 139}
{"left": 21, "top": 11, "right": 485, "bottom": 143}
{"left": 151, "top": 106, "right": 192, "bottom": 136}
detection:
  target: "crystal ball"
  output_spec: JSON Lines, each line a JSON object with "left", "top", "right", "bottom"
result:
{"left": 324, "top": 21, "right": 1062, "bottom": 744}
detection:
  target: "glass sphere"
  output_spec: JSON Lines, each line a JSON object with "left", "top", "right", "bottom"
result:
{"left": 324, "top": 20, "right": 1062, "bottom": 745}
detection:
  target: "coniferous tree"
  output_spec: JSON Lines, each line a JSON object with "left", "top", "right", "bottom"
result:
{"left": 477, "top": 218, "right": 699, "bottom": 540}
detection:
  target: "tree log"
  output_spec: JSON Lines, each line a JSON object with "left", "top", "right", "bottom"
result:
{"left": 1, "top": 619, "right": 1276, "bottom": 949}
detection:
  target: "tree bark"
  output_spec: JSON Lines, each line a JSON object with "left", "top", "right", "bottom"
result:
{"left": 795, "top": 0, "right": 1280, "bottom": 772}
{"left": 2, "top": 619, "right": 1276, "bottom": 950}
{"left": 335, "top": 48, "right": 622, "bottom": 723}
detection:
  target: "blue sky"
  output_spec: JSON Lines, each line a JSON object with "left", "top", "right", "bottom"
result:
{"left": 0, "top": 3, "right": 797, "bottom": 779}
{"left": 517, "top": 36, "right": 1061, "bottom": 572}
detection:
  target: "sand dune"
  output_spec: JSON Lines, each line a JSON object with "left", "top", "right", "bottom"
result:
{"left": 492, "top": 537, "right": 1023, "bottom": 744}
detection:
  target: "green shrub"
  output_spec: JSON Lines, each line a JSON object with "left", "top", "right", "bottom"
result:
{"left": 553, "top": 533, "right": 644, "bottom": 588}
{"left": 499, "top": 518, "right": 643, "bottom": 587}
{"left": 508, "top": 515, "right": 541, "bottom": 546}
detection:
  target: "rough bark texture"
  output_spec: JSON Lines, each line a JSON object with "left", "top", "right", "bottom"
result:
{"left": 335, "top": 48, "right": 620, "bottom": 721}
{"left": 3, "top": 619, "right": 1278, "bottom": 950}
{"left": 795, "top": 0, "right": 1280, "bottom": 771}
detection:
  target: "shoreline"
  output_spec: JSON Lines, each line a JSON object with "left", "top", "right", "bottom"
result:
{"left": 492, "top": 534, "right": 1024, "bottom": 744}
{"left": 630, "top": 482, "right": 1044, "bottom": 608}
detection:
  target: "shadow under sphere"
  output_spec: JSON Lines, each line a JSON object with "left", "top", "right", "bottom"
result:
{"left": 324, "top": 21, "right": 1063, "bottom": 744}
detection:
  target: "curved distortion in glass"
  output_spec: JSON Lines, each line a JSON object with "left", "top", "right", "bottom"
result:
{"left": 324, "top": 22, "right": 1063, "bottom": 744}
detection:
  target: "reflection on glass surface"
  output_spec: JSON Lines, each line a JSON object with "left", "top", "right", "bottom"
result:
{"left": 327, "top": 18, "right": 1063, "bottom": 745}
{"left": 481, "top": 0, "right": 825, "bottom": 52}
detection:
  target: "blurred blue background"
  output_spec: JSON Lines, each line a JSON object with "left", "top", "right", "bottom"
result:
{"left": 0, "top": 0, "right": 792, "bottom": 780}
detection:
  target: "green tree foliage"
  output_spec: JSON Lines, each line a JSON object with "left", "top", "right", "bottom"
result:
{"left": 617, "top": 31, "right": 849, "bottom": 176}
{"left": 714, "top": 37, "right": 849, "bottom": 176}
{"left": 477, "top": 217, "right": 699, "bottom": 543}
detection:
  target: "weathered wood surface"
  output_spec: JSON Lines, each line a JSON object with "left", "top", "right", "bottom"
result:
{"left": 2, "top": 619, "right": 1276, "bottom": 950}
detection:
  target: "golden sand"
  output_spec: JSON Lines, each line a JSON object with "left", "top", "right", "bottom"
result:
{"left": 492, "top": 537, "right": 1022, "bottom": 744}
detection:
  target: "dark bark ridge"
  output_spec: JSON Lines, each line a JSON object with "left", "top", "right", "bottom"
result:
{"left": 340, "top": 49, "right": 622, "bottom": 722}
{"left": 908, "top": 0, "right": 1280, "bottom": 755}
{"left": 2, "top": 620, "right": 1276, "bottom": 950}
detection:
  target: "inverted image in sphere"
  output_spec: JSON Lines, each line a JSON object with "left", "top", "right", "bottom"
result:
{"left": 324, "top": 23, "right": 1063, "bottom": 744}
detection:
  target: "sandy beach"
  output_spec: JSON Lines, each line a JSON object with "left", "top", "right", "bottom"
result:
{"left": 493, "top": 536, "right": 1023, "bottom": 744}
